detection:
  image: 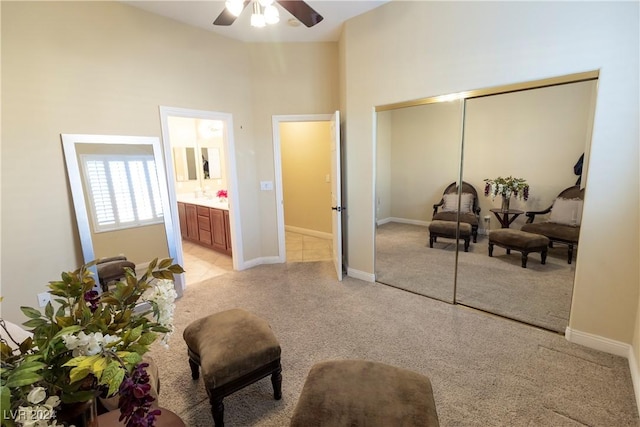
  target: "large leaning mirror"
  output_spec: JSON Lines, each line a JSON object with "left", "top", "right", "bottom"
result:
{"left": 374, "top": 71, "right": 597, "bottom": 333}
{"left": 61, "top": 134, "right": 184, "bottom": 294}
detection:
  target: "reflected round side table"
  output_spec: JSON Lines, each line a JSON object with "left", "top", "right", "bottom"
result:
{"left": 490, "top": 208, "right": 524, "bottom": 228}
{"left": 97, "top": 407, "right": 185, "bottom": 427}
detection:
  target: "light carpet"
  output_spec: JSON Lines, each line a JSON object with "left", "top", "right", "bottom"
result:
{"left": 375, "top": 222, "right": 574, "bottom": 332}
{"left": 148, "top": 261, "right": 638, "bottom": 426}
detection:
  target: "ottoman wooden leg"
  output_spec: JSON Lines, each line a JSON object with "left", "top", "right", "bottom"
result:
{"left": 506, "top": 248, "right": 511, "bottom": 255}
{"left": 189, "top": 358, "right": 200, "bottom": 380}
{"left": 567, "top": 244, "right": 574, "bottom": 264}
{"left": 488, "top": 242, "right": 494, "bottom": 256}
{"left": 429, "top": 235, "right": 434, "bottom": 248}
{"left": 464, "top": 237, "right": 469, "bottom": 252}
{"left": 541, "top": 248, "right": 548, "bottom": 265}
{"left": 271, "top": 365, "right": 282, "bottom": 400}
{"left": 210, "top": 397, "right": 224, "bottom": 427}
{"left": 521, "top": 252, "right": 528, "bottom": 268}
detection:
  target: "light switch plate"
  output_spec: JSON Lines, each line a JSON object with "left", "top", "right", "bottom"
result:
{"left": 260, "top": 181, "right": 273, "bottom": 191}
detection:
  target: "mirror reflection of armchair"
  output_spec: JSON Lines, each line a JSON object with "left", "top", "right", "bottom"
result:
{"left": 432, "top": 181, "right": 481, "bottom": 243}
{"left": 520, "top": 185, "right": 584, "bottom": 264}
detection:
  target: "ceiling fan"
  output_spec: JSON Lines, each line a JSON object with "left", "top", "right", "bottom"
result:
{"left": 214, "top": 0, "right": 324, "bottom": 28}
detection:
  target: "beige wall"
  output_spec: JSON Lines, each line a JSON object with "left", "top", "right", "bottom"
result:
{"left": 246, "top": 43, "right": 339, "bottom": 255}
{"left": 281, "top": 121, "right": 332, "bottom": 234}
{"left": 0, "top": 2, "right": 336, "bottom": 321}
{"left": 342, "top": 0, "right": 639, "bottom": 353}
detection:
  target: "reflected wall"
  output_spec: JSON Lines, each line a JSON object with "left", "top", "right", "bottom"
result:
{"left": 375, "top": 100, "right": 462, "bottom": 303}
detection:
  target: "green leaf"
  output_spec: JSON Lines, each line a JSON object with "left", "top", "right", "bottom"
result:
{"left": 20, "top": 306, "right": 42, "bottom": 319}
{"left": 168, "top": 264, "right": 185, "bottom": 274}
{"left": 22, "top": 318, "right": 47, "bottom": 328}
{"left": 18, "top": 337, "right": 34, "bottom": 354}
{"left": 55, "top": 316, "right": 75, "bottom": 328}
{"left": 52, "top": 325, "right": 83, "bottom": 340}
{"left": 68, "top": 366, "right": 91, "bottom": 384}
{"left": 101, "top": 361, "right": 126, "bottom": 397}
{"left": 44, "top": 301, "right": 54, "bottom": 318}
{"left": 137, "top": 331, "right": 158, "bottom": 346}
{"left": 1, "top": 386, "right": 13, "bottom": 427}
{"left": 11, "top": 360, "right": 45, "bottom": 373}
{"left": 158, "top": 258, "right": 172, "bottom": 269}
{"left": 148, "top": 258, "right": 158, "bottom": 271}
{"left": 5, "top": 371, "right": 42, "bottom": 387}
{"left": 152, "top": 270, "right": 174, "bottom": 280}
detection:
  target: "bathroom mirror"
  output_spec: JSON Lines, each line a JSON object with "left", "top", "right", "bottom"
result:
{"left": 374, "top": 71, "right": 598, "bottom": 332}
{"left": 62, "top": 134, "right": 183, "bottom": 294}
{"left": 173, "top": 147, "right": 197, "bottom": 182}
{"left": 202, "top": 147, "right": 222, "bottom": 180}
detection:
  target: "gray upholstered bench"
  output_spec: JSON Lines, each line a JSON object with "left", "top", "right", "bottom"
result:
{"left": 429, "top": 220, "right": 472, "bottom": 252}
{"left": 488, "top": 229, "right": 550, "bottom": 268}
{"left": 183, "top": 308, "right": 282, "bottom": 427}
{"left": 96, "top": 256, "right": 136, "bottom": 292}
{"left": 290, "top": 360, "right": 439, "bottom": 427}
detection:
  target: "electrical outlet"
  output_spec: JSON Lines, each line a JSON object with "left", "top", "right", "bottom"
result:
{"left": 37, "top": 292, "right": 51, "bottom": 307}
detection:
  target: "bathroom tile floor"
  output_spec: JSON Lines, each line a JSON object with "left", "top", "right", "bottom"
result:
{"left": 181, "top": 231, "right": 333, "bottom": 286}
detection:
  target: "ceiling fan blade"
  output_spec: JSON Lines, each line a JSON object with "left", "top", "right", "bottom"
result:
{"left": 213, "top": 1, "right": 250, "bottom": 26}
{"left": 277, "top": 1, "right": 324, "bottom": 27}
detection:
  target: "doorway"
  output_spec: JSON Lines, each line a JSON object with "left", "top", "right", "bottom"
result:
{"left": 159, "top": 106, "right": 242, "bottom": 290}
{"left": 272, "top": 114, "right": 343, "bottom": 279}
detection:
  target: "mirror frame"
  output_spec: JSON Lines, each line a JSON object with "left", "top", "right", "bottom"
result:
{"left": 61, "top": 133, "right": 184, "bottom": 294}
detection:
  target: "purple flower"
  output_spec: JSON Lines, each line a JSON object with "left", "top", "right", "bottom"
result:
{"left": 484, "top": 182, "right": 490, "bottom": 196}
{"left": 84, "top": 290, "right": 100, "bottom": 312}
{"left": 118, "top": 362, "right": 159, "bottom": 427}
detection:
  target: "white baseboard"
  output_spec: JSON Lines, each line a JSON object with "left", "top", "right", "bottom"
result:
{"left": 565, "top": 327, "right": 639, "bottom": 408}
{"left": 629, "top": 346, "right": 640, "bottom": 413}
{"left": 376, "top": 217, "right": 429, "bottom": 227}
{"left": 346, "top": 267, "right": 375, "bottom": 282}
{"left": 285, "top": 225, "right": 332, "bottom": 240}
{"left": 564, "top": 327, "right": 630, "bottom": 357}
{"left": 240, "top": 256, "right": 282, "bottom": 270}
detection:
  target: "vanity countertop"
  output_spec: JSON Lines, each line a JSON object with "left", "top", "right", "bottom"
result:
{"left": 177, "top": 195, "right": 229, "bottom": 211}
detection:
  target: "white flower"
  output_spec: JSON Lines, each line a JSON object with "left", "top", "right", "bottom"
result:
{"left": 27, "top": 387, "right": 46, "bottom": 404}
{"left": 61, "top": 331, "right": 117, "bottom": 356}
{"left": 143, "top": 279, "right": 177, "bottom": 348}
{"left": 44, "top": 395, "right": 60, "bottom": 409}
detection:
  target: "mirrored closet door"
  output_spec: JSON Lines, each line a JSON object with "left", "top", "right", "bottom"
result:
{"left": 374, "top": 72, "right": 598, "bottom": 332}
{"left": 375, "top": 99, "right": 463, "bottom": 303}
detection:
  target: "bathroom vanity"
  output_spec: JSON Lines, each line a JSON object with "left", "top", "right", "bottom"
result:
{"left": 177, "top": 197, "right": 231, "bottom": 255}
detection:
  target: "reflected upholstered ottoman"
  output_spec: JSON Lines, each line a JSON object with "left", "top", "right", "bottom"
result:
{"left": 290, "top": 360, "right": 439, "bottom": 427}
{"left": 488, "top": 229, "right": 550, "bottom": 268}
{"left": 183, "top": 309, "right": 282, "bottom": 427}
{"left": 429, "top": 220, "right": 472, "bottom": 252}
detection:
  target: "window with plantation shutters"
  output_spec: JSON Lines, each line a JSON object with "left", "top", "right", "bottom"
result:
{"left": 81, "top": 154, "right": 164, "bottom": 232}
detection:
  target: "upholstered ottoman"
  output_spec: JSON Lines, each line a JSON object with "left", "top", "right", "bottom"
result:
{"left": 290, "top": 360, "right": 440, "bottom": 427}
{"left": 429, "top": 220, "right": 472, "bottom": 252}
{"left": 183, "top": 309, "right": 282, "bottom": 427}
{"left": 488, "top": 229, "right": 550, "bottom": 268}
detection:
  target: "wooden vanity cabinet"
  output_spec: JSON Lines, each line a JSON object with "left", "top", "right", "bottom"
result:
{"left": 177, "top": 201, "right": 232, "bottom": 255}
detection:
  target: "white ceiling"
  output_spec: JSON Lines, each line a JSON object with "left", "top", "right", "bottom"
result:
{"left": 122, "top": 1, "right": 390, "bottom": 43}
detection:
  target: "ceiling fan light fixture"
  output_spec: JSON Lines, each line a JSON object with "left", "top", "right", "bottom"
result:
{"left": 225, "top": 0, "right": 244, "bottom": 17}
{"left": 250, "top": 2, "right": 266, "bottom": 27}
{"left": 264, "top": 5, "right": 280, "bottom": 25}
{"left": 258, "top": 0, "right": 275, "bottom": 7}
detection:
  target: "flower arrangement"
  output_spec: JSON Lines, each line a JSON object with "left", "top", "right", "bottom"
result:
{"left": 0, "top": 258, "right": 184, "bottom": 427}
{"left": 484, "top": 176, "right": 530, "bottom": 201}
{"left": 215, "top": 189, "right": 227, "bottom": 199}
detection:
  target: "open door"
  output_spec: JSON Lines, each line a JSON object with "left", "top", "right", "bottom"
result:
{"left": 330, "top": 111, "right": 343, "bottom": 280}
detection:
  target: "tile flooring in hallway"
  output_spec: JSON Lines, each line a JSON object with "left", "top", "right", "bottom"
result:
{"left": 285, "top": 231, "right": 332, "bottom": 262}
{"left": 180, "top": 231, "right": 332, "bottom": 286}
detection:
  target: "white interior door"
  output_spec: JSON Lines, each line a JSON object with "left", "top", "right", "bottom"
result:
{"left": 330, "top": 111, "right": 343, "bottom": 280}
